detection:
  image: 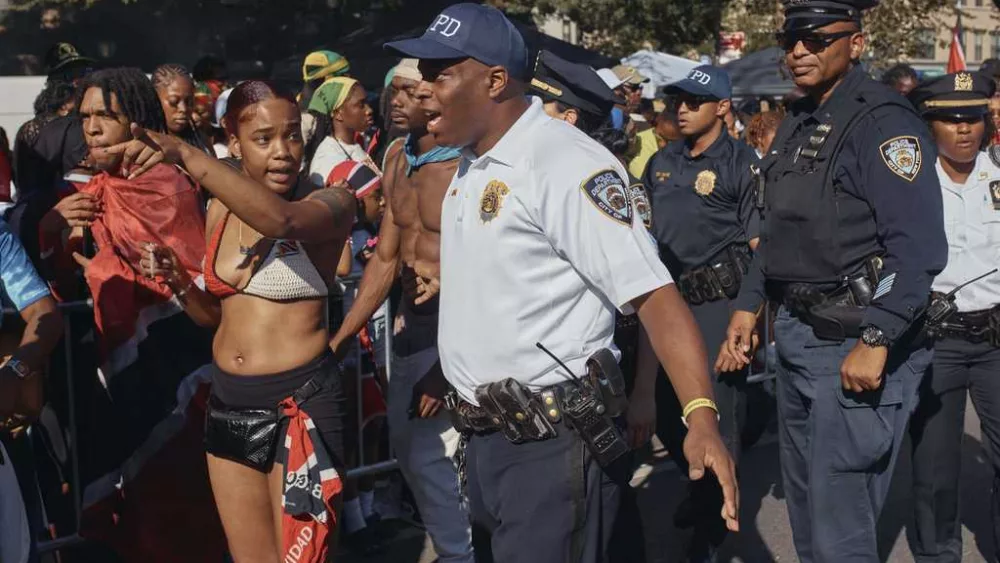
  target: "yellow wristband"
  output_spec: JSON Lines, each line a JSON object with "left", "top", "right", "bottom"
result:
{"left": 681, "top": 398, "right": 719, "bottom": 426}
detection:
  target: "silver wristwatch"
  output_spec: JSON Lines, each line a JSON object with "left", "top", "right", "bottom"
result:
{"left": 4, "top": 358, "right": 30, "bottom": 379}
{"left": 861, "top": 325, "right": 890, "bottom": 348}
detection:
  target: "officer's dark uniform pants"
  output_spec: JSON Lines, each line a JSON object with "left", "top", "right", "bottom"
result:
{"left": 656, "top": 298, "right": 745, "bottom": 553}
{"left": 909, "top": 337, "right": 1000, "bottom": 563}
{"left": 774, "top": 306, "right": 928, "bottom": 563}
{"left": 466, "top": 422, "right": 620, "bottom": 563}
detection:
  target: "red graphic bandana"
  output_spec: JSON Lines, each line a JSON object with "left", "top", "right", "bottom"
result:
{"left": 279, "top": 396, "right": 343, "bottom": 562}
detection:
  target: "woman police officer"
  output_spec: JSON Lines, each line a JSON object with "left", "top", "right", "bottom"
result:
{"left": 907, "top": 72, "right": 1000, "bottom": 563}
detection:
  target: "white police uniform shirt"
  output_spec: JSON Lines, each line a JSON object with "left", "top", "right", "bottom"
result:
{"left": 439, "top": 97, "right": 672, "bottom": 404}
{"left": 933, "top": 151, "right": 1000, "bottom": 311}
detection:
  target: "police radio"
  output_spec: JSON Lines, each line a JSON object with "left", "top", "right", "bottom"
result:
{"left": 926, "top": 268, "right": 998, "bottom": 327}
{"left": 536, "top": 343, "right": 629, "bottom": 469}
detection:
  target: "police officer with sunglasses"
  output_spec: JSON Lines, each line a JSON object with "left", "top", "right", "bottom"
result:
{"left": 718, "top": 1, "right": 947, "bottom": 561}
{"left": 642, "top": 65, "right": 759, "bottom": 563}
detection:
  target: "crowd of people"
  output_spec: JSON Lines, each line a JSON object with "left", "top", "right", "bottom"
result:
{"left": 2, "top": 1, "right": 1000, "bottom": 563}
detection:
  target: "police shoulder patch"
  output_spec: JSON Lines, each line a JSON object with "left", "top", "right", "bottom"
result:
{"left": 989, "top": 180, "right": 1000, "bottom": 210}
{"left": 628, "top": 183, "right": 652, "bottom": 228}
{"left": 582, "top": 169, "right": 632, "bottom": 226}
{"left": 879, "top": 135, "right": 922, "bottom": 182}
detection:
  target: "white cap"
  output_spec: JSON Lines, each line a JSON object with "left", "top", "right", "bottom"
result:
{"left": 597, "top": 68, "right": 626, "bottom": 90}
{"left": 213, "top": 88, "right": 234, "bottom": 129}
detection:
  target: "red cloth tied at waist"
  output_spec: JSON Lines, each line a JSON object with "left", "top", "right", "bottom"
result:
{"left": 279, "top": 395, "right": 343, "bottom": 563}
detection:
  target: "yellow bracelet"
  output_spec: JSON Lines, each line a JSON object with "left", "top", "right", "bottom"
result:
{"left": 682, "top": 398, "right": 719, "bottom": 425}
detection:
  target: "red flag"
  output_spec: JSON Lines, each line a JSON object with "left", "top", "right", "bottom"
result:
{"left": 75, "top": 164, "right": 226, "bottom": 563}
{"left": 947, "top": 15, "right": 966, "bottom": 73}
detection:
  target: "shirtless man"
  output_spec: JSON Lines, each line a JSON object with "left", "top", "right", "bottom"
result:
{"left": 330, "top": 59, "right": 473, "bottom": 563}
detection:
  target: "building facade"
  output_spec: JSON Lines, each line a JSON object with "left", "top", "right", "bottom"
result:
{"left": 910, "top": 1, "right": 1000, "bottom": 76}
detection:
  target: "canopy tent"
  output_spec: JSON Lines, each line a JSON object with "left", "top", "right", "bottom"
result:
{"left": 723, "top": 46, "right": 796, "bottom": 98}
{"left": 271, "top": 21, "right": 616, "bottom": 94}
{"left": 619, "top": 49, "right": 699, "bottom": 98}
{"left": 516, "top": 24, "right": 617, "bottom": 70}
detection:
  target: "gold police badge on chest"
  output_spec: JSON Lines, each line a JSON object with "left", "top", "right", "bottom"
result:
{"left": 480, "top": 180, "right": 510, "bottom": 223}
{"left": 694, "top": 170, "right": 716, "bottom": 196}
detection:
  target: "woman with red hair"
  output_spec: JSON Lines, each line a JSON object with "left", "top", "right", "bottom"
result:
{"left": 120, "top": 80, "right": 356, "bottom": 562}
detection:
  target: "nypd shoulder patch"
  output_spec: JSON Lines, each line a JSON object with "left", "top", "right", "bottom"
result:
{"left": 582, "top": 169, "right": 632, "bottom": 226}
{"left": 879, "top": 136, "right": 922, "bottom": 182}
{"left": 628, "top": 183, "right": 652, "bottom": 228}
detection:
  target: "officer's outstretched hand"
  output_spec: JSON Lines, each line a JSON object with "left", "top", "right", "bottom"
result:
{"left": 683, "top": 409, "right": 740, "bottom": 532}
{"left": 716, "top": 310, "right": 759, "bottom": 373}
{"left": 840, "top": 341, "right": 888, "bottom": 393}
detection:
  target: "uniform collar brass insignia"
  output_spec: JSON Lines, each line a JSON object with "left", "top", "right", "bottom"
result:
{"left": 955, "top": 72, "right": 974, "bottom": 92}
{"left": 694, "top": 169, "right": 717, "bottom": 196}
{"left": 655, "top": 171, "right": 671, "bottom": 182}
{"left": 979, "top": 170, "right": 989, "bottom": 181}
{"left": 480, "top": 180, "right": 510, "bottom": 223}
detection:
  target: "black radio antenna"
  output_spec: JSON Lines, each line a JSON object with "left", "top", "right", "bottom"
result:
{"left": 944, "top": 268, "right": 998, "bottom": 299}
{"left": 535, "top": 342, "right": 584, "bottom": 388}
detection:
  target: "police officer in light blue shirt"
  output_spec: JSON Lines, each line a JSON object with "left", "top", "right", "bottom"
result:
{"left": 386, "top": 4, "right": 738, "bottom": 562}
{"left": 907, "top": 71, "right": 1000, "bottom": 563}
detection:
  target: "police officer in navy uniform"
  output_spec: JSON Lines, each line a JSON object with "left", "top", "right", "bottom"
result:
{"left": 387, "top": 4, "right": 738, "bottom": 562}
{"left": 644, "top": 64, "right": 759, "bottom": 562}
{"left": 718, "top": 1, "right": 947, "bottom": 561}
{"left": 907, "top": 72, "right": 1000, "bottom": 563}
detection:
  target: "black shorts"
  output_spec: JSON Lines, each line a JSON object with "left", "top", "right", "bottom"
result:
{"left": 208, "top": 350, "right": 347, "bottom": 470}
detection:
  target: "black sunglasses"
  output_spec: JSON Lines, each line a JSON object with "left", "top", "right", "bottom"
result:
{"left": 668, "top": 94, "right": 718, "bottom": 111}
{"left": 776, "top": 30, "right": 857, "bottom": 52}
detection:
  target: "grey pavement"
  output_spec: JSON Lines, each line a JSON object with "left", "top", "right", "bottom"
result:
{"left": 342, "top": 392, "right": 994, "bottom": 562}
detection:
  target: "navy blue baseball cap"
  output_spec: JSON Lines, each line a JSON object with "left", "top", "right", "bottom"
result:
{"left": 664, "top": 65, "right": 732, "bottom": 101}
{"left": 384, "top": 3, "right": 528, "bottom": 78}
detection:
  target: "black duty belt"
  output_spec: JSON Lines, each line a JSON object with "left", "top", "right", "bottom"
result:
{"left": 451, "top": 380, "right": 574, "bottom": 437}
{"left": 447, "top": 349, "right": 630, "bottom": 470}
{"left": 676, "top": 243, "right": 751, "bottom": 305}
{"left": 768, "top": 256, "right": 883, "bottom": 341}
{"left": 933, "top": 308, "right": 999, "bottom": 346}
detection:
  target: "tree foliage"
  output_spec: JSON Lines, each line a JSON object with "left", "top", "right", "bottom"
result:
{"left": 489, "top": 0, "right": 727, "bottom": 58}
{"left": 494, "top": 0, "right": 954, "bottom": 64}
{"left": 863, "top": 0, "right": 951, "bottom": 66}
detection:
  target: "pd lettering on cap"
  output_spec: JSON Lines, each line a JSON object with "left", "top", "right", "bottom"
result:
{"left": 429, "top": 15, "right": 462, "bottom": 37}
{"left": 689, "top": 70, "right": 712, "bottom": 85}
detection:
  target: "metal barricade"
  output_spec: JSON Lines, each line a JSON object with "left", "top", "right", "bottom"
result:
{"left": 24, "top": 276, "right": 401, "bottom": 555}
{"left": 24, "top": 284, "right": 779, "bottom": 555}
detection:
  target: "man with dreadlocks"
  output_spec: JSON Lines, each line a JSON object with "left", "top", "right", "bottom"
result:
{"left": 63, "top": 67, "right": 225, "bottom": 563}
